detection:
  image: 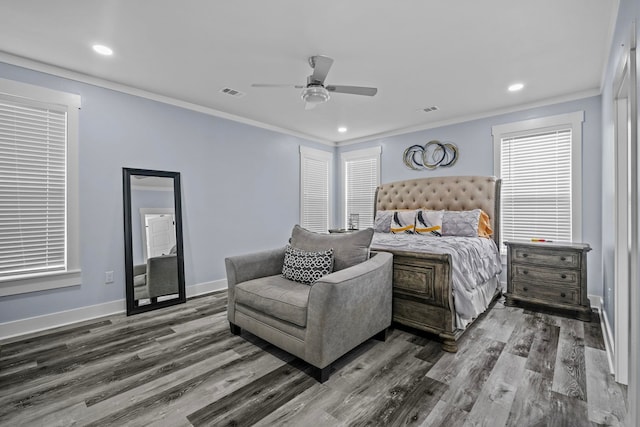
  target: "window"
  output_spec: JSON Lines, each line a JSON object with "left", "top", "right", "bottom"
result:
{"left": 492, "top": 111, "right": 583, "bottom": 252}
{"left": 0, "top": 78, "right": 81, "bottom": 296}
{"left": 300, "top": 146, "right": 332, "bottom": 233}
{"left": 341, "top": 147, "right": 381, "bottom": 229}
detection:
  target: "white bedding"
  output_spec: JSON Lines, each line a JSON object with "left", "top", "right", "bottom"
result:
{"left": 371, "top": 233, "right": 502, "bottom": 328}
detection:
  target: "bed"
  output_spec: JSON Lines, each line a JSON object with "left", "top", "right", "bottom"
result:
{"left": 371, "top": 175, "right": 502, "bottom": 352}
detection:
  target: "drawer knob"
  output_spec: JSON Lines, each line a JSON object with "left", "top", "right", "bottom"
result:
{"left": 522, "top": 253, "right": 528, "bottom": 258}
{"left": 523, "top": 287, "right": 528, "bottom": 291}
{"left": 561, "top": 292, "right": 566, "bottom": 298}
{"left": 560, "top": 256, "right": 567, "bottom": 261}
{"left": 561, "top": 274, "right": 567, "bottom": 279}
{"left": 523, "top": 270, "right": 528, "bottom": 275}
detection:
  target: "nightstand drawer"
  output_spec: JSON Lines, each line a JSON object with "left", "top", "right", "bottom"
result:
{"left": 513, "top": 247, "right": 580, "bottom": 268}
{"left": 513, "top": 282, "right": 580, "bottom": 305}
{"left": 512, "top": 265, "right": 579, "bottom": 286}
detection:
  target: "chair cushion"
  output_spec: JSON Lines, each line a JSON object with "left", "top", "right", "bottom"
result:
{"left": 235, "top": 275, "right": 311, "bottom": 327}
{"left": 290, "top": 224, "right": 374, "bottom": 271}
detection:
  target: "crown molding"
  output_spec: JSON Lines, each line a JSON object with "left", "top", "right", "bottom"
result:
{"left": 336, "top": 88, "right": 601, "bottom": 147}
{"left": 0, "top": 51, "right": 335, "bottom": 147}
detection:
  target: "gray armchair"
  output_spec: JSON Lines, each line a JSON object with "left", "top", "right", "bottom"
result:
{"left": 225, "top": 226, "right": 393, "bottom": 382}
{"left": 133, "top": 254, "right": 179, "bottom": 302}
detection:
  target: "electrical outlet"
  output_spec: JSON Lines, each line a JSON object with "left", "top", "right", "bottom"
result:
{"left": 105, "top": 271, "right": 114, "bottom": 284}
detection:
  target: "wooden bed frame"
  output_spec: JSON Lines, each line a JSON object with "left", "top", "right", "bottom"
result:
{"left": 373, "top": 176, "right": 501, "bottom": 352}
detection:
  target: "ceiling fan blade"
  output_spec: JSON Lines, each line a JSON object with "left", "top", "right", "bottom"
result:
{"left": 325, "top": 85, "right": 378, "bottom": 96}
{"left": 310, "top": 56, "right": 334, "bottom": 84}
{"left": 251, "top": 84, "right": 305, "bottom": 88}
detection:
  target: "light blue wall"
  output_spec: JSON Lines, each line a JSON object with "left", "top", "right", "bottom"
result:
{"left": 0, "top": 62, "right": 333, "bottom": 324}
{"left": 599, "top": 0, "right": 640, "bottom": 334}
{"left": 337, "top": 96, "right": 603, "bottom": 297}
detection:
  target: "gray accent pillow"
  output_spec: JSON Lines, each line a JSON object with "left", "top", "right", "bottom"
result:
{"left": 282, "top": 245, "right": 334, "bottom": 285}
{"left": 442, "top": 209, "right": 481, "bottom": 237}
{"left": 374, "top": 210, "right": 393, "bottom": 233}
{"left": 290, "top": 225, "right": 374, "bottom": 271}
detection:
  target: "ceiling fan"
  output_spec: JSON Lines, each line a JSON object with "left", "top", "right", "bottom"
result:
{"left": 252, "top": 55, "right": 378, "bottom": 109}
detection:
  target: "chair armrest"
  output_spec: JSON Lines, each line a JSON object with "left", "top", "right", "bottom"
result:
{"left": 225, "top": 246, "right": 287, "bottom": 323}
{"left": 133, "top": 264, "right": 147, "bottom": 277}
{"left": 225, "top": 246, "right": 287, "bottom": 287}
{"left": 305, "top": 251, "right": 394, "bottom": 367}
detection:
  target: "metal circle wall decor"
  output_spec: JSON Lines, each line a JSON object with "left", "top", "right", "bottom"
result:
{"left": 403, "top": 140, "right": 458, "bottom": 170}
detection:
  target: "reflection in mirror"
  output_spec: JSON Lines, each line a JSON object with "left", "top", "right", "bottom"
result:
{"left": 123, "top": 169, "right": 185, "bottom": 315}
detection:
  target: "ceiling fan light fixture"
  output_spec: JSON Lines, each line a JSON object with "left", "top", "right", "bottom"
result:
{"left": 301, "top": 86, "right": 330, "bottom": 104}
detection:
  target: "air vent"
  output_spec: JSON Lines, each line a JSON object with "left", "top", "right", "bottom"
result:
{"left": 422, "top": 106, "right": 439, "bottom": 113}
{"left": 220, "top": 87, "right": 245, "bottom": 98}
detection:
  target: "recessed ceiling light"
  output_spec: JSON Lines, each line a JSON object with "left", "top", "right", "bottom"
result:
{"left": 92, "top": 44, "right": 113, "bottom": 56}
{"left": 508, "top": 83, "right": 524, "bottom": 92}
{"left": 338, "top": 127, "right": 348, "bottom": 133}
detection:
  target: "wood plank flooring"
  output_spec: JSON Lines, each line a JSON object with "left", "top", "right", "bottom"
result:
{"left": 0, "top": 291, "right": 627, "bottom": 426}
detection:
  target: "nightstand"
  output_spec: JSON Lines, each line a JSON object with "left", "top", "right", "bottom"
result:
{"left": 504, "top": 240, "right": 592, "bottom": 321}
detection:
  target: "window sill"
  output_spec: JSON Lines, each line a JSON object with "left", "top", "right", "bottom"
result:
{"left": 0, "top": 270, "right": 82, "bottom": 297}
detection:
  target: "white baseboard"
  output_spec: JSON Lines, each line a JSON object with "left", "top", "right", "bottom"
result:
{"left": 0, "top": 299, "right": 126, "bottom": 342}
{"left": 590, "top": 294, "right": 615, "bottom": 375}
{"left": 187, "top": 278, "right": 227, "bottom": 297}
{"left": 0, "top": 279, "right": 228, "bottom": 341}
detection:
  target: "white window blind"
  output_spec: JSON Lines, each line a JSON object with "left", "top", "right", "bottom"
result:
{"left": 300, "top": 147, "right": 332, "bottom": 233}
{"left": 500, "top": 129, "right": 573, "bottom": 246}
{"left": 0, "top": 99, "right": 67, "bottom": 278}
{"left": 342, "top": 147, "right": 381, "bottom": 229}
{"left": 493, "top": 111, "right": 584, "bottom": 254}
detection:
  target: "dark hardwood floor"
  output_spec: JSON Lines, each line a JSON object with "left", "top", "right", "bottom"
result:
{"left": 0, "top": 291, "right": 627, "bottom": 426}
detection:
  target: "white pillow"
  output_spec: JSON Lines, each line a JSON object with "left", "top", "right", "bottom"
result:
{"left": 415, "top": 209, "right": 444, "bottom": 236}
{"left": 390, "top": 211, "right": 416, "bottom": 234}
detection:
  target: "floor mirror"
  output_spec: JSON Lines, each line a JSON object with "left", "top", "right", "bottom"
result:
{"left": 123, "top": 168, "right": 186, "bottom": 315}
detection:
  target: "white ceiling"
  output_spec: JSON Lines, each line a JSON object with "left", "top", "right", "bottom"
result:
{"left": 0, "top": 0, "right": 617, "bottom": 144}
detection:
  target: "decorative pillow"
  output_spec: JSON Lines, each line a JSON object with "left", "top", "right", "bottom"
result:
{"left": 282, "top": 245, "right": 334, "bottom": 285}
{"left": 442, "top": 209, "right": 482, "bottom": 237}
{"left": 374, "top": 210, "right": 393, "bottom": 233}
{"left": 290, "top": 225, "right": 374, "bottom": 271}
{"left": 415, "top": 209, "right": 444, "bottom": 236}
{"left": 391, "top": 210, "right": 416, "bottom": 234}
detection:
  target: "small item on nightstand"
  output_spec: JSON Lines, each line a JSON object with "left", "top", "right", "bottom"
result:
{"left": 348, "top": 213, "right": 360, "bottom": 230}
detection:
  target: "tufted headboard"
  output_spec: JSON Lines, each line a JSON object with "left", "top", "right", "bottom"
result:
{"left": 374, "top": 175, "right": 501, "bottom": 246}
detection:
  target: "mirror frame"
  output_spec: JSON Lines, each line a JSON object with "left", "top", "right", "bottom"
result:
{"left": 123, "top": 168, "right": 186, "bottom": 315}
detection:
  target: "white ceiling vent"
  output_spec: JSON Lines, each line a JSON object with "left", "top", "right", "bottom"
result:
{"left": 220, "top": 87, "right": 245, "bottom": 98}
{"left": 421, "top": 106, "right": 439, "bottom": 113}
